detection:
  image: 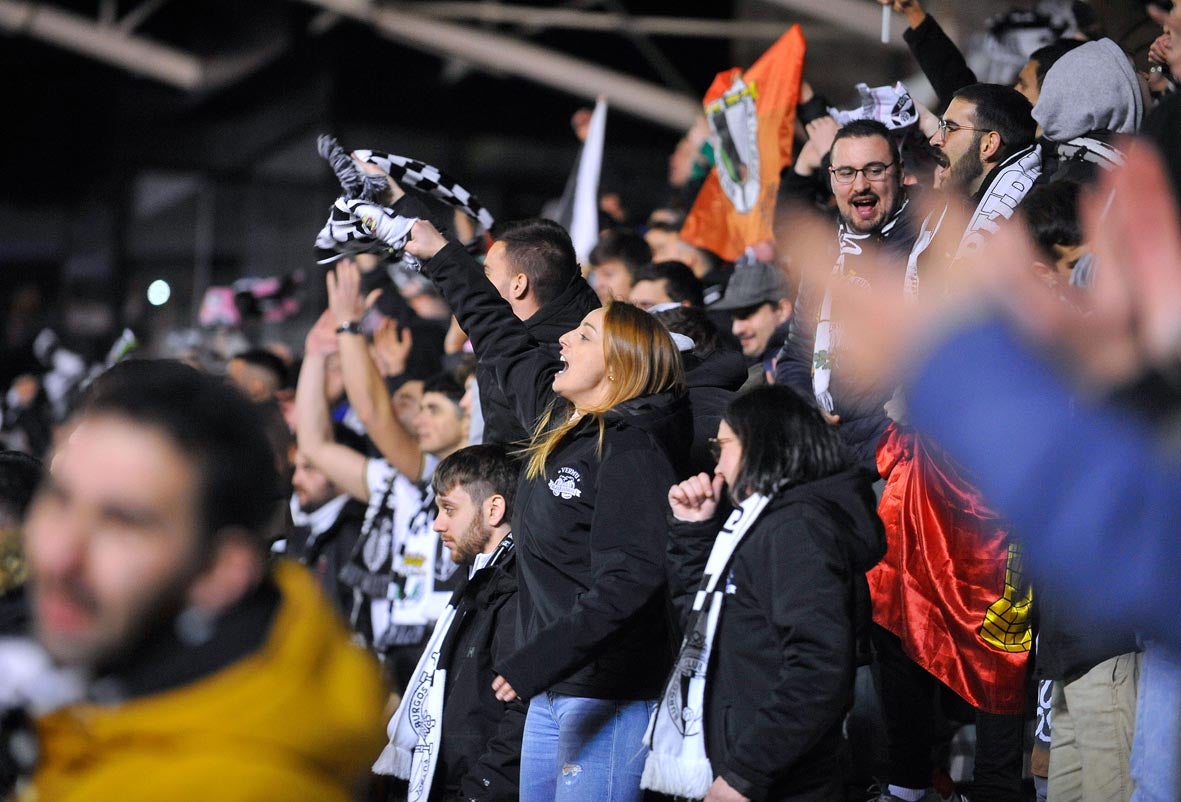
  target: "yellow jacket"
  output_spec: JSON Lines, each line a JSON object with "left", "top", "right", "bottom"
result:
{"left": 24, "top": 561, "right": 386, "bottom": 801}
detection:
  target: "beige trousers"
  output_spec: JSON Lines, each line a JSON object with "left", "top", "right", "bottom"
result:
{"left": 1048, "top": 651, "right": 1142, "bottom": 802}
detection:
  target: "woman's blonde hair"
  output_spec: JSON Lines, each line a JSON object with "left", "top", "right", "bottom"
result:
{"left": 523, "top": 302, "right": 685, "bottom": 479}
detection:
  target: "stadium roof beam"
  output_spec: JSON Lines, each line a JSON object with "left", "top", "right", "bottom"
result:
{"left": 292, "top": 0, "right": 703, "bottom": 131}
{"left": 0, "top": 0, "right": 288, "bottom": 92}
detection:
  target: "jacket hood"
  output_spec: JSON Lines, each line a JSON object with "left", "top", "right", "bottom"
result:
{"left": 683, "top": 349, "right": 748, "bottom": 393}
{"left": 606, "top": 390, "right": 693, "bottom": 470}
{"left": 33, "top": 562, "right": 386, "bottom": 800}
{"left": 777, "top": 466, "right": 886, "bottom": 572}
{"left": 525, "top": 274, "right": 601, "bottom": 342}
{"left": 1034, "top": 38, "right": 1143, "bottom": 142}
{"left": 607, "top": 389, "right": 686, "bottom": 429}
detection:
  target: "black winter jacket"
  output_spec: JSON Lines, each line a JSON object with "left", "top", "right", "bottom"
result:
{"left": 683, "top": 349, "right": 747, "bottom": 476}
{"left": 667, "top": 468, "right": 886, "bottom": 802}
{"left": 286, "top": 498, "right": 366, "bottom": 619}
{"left": 421, "top": 241, "right": 691, "bottom": 701}
{"left": 434, "top": 549, "right": 525, "bottom": 802}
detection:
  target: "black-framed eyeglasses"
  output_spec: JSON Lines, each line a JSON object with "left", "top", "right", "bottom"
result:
{"left": 707, "top": 437, "right": 734, "bottom": 461}
{"left": 828, "top": 161, "right": 897, "bottom": 184}
{"left": 935, "top": 117, "right": 999, "bottom": 142}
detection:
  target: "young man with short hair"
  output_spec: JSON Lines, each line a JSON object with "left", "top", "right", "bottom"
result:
{"left": 375, "top": 444, "right": 525, "bottom": 802}
{"left": 295, "top": 314, "right": 469, "bottom": 689}
{"left": 11, "top": 360, "right": 384, "bottom": 801}
{"left": 628, "top": 260, "right": 705, "bottom": 311}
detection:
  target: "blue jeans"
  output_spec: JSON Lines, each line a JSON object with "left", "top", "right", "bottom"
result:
{"left": 519, "top": 693, "right": 655, "bottom": 802}
{"left": 1130, "top": 642, "right": 1181, "bottom": 802}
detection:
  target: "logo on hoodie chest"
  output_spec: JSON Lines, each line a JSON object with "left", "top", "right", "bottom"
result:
{"left": 548, "top": 466, "right": 583, "bottom": 500}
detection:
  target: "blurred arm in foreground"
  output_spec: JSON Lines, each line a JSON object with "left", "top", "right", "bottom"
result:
{"left": 808, "top": 141, "right": 1181, "bottom": 649}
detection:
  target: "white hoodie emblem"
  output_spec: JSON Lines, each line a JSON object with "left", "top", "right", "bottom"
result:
{"left": 548, "top": 467, "right": 582, "bottom": 499}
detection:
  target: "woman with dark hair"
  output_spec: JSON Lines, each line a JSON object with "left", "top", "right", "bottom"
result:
{"left": 387, "top": 215, "right": 691, "bottom": 802}
{"left": 647, "top": 385, "right": 885, "bottom": 802}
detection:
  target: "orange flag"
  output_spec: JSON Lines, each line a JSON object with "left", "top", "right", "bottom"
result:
{"left": 681, "top": 25, "right": 806, "bottom": 262}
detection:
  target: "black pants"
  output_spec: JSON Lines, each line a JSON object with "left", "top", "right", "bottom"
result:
{"left": 872, "top": 625, "right": 1025, "bottom": 802}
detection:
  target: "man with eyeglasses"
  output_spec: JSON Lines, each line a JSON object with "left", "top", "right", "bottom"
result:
{"left": 867, "top": 83, "right": 1040, "bottom": 802}
{"left": 775, "top": 119, "right": 918, "bottom": 466}
{"left": 909, "top": 84, "right": 1040, "bottom": 282}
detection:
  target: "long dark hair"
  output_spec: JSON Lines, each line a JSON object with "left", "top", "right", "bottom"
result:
{"left": 723, "top": 385, "right": 848, "bottom": 500}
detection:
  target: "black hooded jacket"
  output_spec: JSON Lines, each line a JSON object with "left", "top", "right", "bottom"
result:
{"left": 682, "top": 348, "right": 748, "bottom": 475}
{"left": 667, "top": 467, "right": 886, "bottom": 802}
{"left": 421, "top": 241, "right": 692, "bottom": 701}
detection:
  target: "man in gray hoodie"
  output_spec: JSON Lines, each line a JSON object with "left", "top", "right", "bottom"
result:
{"left": 1033, "top": 37, "right": 1145, "bottom": 182}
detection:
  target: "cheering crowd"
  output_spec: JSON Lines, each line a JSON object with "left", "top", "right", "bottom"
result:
{"left": 2, "top": 0, "right": 1181, "bottom": 800}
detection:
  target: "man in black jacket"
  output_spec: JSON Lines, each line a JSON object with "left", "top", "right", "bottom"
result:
{"left": 472, "top": 219, "right": 600, "bottom": 447}
{"left": 775, "top": 120, "right": 918, "bottom": 467}
{"left": 282, "top": 445, "right": 367, "bottom": 618}
{"left": 389, "top": 444, "right": 524, "bottom": 802}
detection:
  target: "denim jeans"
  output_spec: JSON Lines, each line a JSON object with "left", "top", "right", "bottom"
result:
{"left": 519, "top": 693, "right": 655, "bottom": 802}
{"left": 1130, "top": 642, "right": 1181, "bottom": 802}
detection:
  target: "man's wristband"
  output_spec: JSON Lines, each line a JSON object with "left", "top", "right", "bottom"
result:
{"left": 335, "top": 321, "right": 363, "bottom": 335}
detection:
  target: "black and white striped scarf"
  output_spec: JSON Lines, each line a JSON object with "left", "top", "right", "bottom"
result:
{"left": 642, "top": 494, "right": 772, "bottom": 799}
{"left": 373, "top": 534, "right": 515, "bottom": 800}
{"left": 314, "top": 135, "right": 495, "bottom": 264}
{"left": 905, "top": 144, "right": 1043, "bottom": 297}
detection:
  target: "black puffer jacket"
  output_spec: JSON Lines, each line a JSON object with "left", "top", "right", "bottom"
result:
{"left": 434, "top": 549, "right": 525, "bottom": 802}
{"left": 668, "top": 467, "right": 886, "bottom": 802}
{"left": 421, "top": 241, "right": 692, "bottom": 701}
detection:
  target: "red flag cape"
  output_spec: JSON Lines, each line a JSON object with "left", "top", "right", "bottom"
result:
{"left": 869, "top": 424, "right": 1032, "bottom": 715}
{"left": 681, "top": 25, "right": 806, "bottom": 262}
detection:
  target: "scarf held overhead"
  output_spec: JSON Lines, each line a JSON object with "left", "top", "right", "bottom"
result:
{"left": 314, "top": 141, "right": 495, "bottom": 265}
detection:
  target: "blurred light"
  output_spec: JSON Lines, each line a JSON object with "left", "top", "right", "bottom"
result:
{"left": 147, "top": 279, "right": 171, "bottom": 306}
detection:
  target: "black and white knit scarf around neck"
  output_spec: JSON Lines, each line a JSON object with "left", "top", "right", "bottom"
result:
{"left": 313, "top": 134, "right": 495, "bottom": 264}
{"left": 812, "top": 198, "right": 910, "bottom": 415}
{"left": 905, "top": 144, "right": 1043, "bottom": 297}
{"left": 642, "top": 493, "right": 772, "bottom": 799}
{"left": 373, "top": 534, "right": 515, "bottom": 802}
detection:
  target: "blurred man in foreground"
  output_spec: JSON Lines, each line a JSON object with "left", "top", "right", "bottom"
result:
{"left": 8, "top": 360, "right": 384, "bottom": 801}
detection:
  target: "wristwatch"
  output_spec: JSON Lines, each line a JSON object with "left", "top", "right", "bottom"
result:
{"left": 335, "top": 321, "right": 363, "bottom": 335}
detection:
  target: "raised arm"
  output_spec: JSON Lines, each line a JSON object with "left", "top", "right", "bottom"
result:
{"left": 326, "top": 259, "right": 425, "bottom": 481}
{"left": 395, "top": 217, "right": 561, "bottom": 428}
{"left": 881, "top": 0, "right": 977, "bottom": 107}
{"left": 294, "top": 313, "right": 370, "bottom": 501}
